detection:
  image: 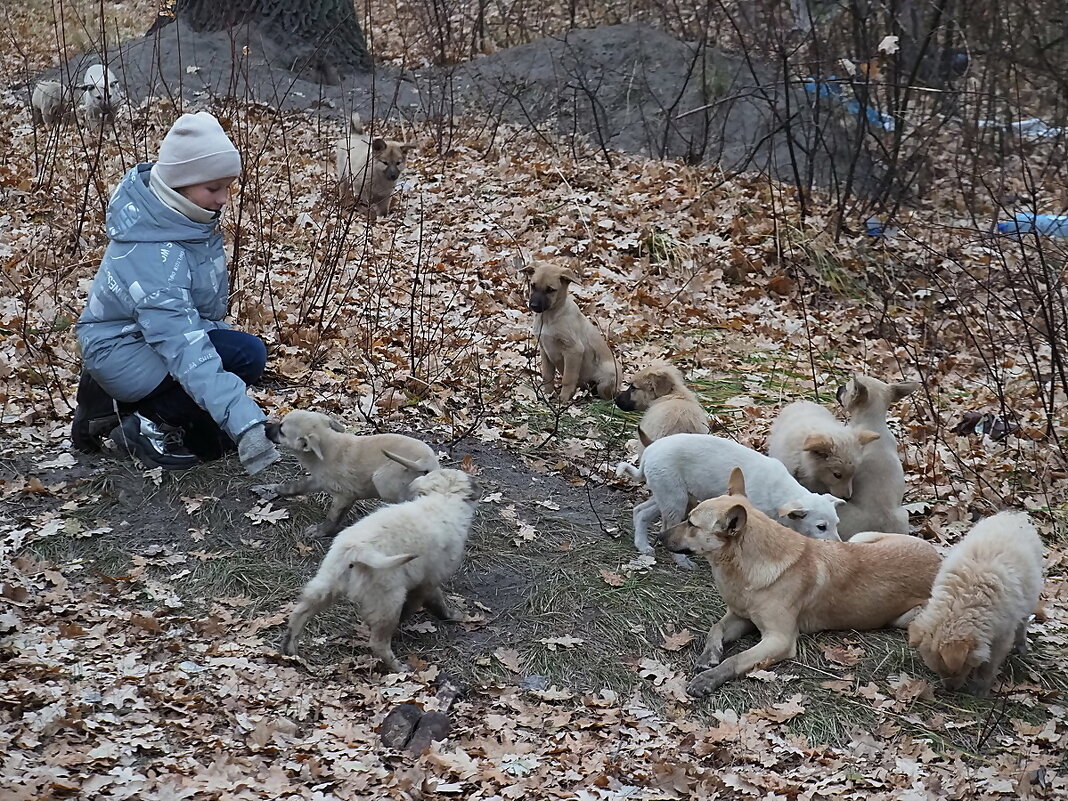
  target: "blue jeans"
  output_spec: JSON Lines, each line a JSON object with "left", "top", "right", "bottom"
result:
{"left": 136, "top": 329, "right": 267, "bottom": 460}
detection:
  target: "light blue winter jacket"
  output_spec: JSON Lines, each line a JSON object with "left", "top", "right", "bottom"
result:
{"left": 76, "top": 164, "right": 265, "bottom": 441}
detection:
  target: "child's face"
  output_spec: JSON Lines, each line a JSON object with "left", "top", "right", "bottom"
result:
{"left": 178, "top": 177, "right": 236, "bottom": 212}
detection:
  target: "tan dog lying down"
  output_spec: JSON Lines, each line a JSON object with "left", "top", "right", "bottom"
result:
{"left": 264, "top": 410, "right": 440, "bottom": 537}
{"left": 663, "top": 468, "right": 941, "bottom": 696}
{"left": 615, "top": 361, "right": 709, "bottom": 455}
{"left": 282, "top": 469, "right": 476, "bottom": 672}
{"left": 909, "top": 511, "right": 1044, "bottom": 696}
{"left": 524, "top": 261, "right": 618, "bottom": 404}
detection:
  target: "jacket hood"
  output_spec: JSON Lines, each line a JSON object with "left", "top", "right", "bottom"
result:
{"left": 105, "top": 163, "right": 220, "bottom": 244}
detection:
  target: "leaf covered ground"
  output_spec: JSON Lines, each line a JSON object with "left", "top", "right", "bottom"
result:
{"left": 2, "top": 2, "right": 1067, "bottom": 799}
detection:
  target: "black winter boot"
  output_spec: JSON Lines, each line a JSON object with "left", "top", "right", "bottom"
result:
{"left": 71, "top": 371, "right": 123, "bottom": 453}
{"left": 108, "top": 413, "right": 200, "bottom": 471}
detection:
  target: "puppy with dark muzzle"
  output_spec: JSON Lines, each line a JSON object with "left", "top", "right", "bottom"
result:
{"left": 335, "top": 113, "right": 416, "bottom": 219}
{"left": 615, "top": 361, "right": 710, "bottom": 456}
{"left": 523, "top": 260, "right": 618, "bottom": 404}
{"left": 260, "top": 409, "right": 440, "bottom": 538}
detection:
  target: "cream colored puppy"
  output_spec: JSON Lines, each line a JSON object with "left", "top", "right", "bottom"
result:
{"left": 335, "top": 113, "right": 415, "bottom": 218}
{"left": 835, "top": 375, "right": 919, "bottom": 537}
{"left": 768, "top": 400, "right": 880, "bottom": 500}
{"left": 281, "top": 469, "right": 476, "bottom": 672}
{"left": 909, "top": 511, "right": 1044, "bottom": 696}
{"left": 525, "top": 261, "right": 618, "bottom": 404}
{"left": 264, "top": 409, "right": 440, "bottom": 537}
{"left": 615, "top": 361, "right": 709, "bottom": 455}
{"left": 663, "top": 468, "right": 941, "bottom": 695}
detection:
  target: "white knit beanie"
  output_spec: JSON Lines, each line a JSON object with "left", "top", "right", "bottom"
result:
{"left": 154, "top": 112, "right": 242, "bottom": 189}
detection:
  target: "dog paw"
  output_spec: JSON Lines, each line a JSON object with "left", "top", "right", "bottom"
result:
{"left": 251, "top": 483, "right": 280, "bottom": 501}
{"left": 694, "top": 654, "right": 722, "bottom": 672}
{"left": 303, "top": 523, "right": 334, "bottom": 540}
{"left": 671, "top": 553, "right": 697, "bottom": 570}
{"left": 687, "top": 667, "right": 730, "bottom": 697}
{"left": 635, "top": 542, "right": 656, "bottom": 557}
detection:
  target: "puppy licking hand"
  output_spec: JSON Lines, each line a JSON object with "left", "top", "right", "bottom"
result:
{"left": 264, "top": 409, "right": 440, "bottom": 538}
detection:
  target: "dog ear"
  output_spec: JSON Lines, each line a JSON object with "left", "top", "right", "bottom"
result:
{"left": 514, "top": 256, "right": 534, "bottom": 277}
{"left": 651, "top": 370, "right": 676, "bottom": 397}
{"left": 778, "top": 501, "right": 808, "bottom": 520}
{"left": 722, "top": 503, "right": 747, "bottom": 536}
{"left": 856, "top": 429, "right": 881, "bottom": 446}
{"left": 558, "top": 268, "right": 579, "bottom": 285}
{"left": 684, "top": 493, "right": 702, "bottom": 515}
{"left": 351, "top": 551, "right": 418, "bottom": 570}
{"left": 400, "top": 142, "right": 417, "bottom": 155}
{"left": 303, "top": 432, "right": 325, "bottom": 460}
{"left": 891, "top": 381, "right": 920, "bottom": 402}
{"left": 727, "top": 467, "right": 746, "bottom": 497}
{"left": 841, "top": 375, "right": 867, "bottom": 407}
{"left": 802, "top": 434, "right": 834, "bottom": 458}
{"left": 372, "top": 137, "right": 387, "bottom": 153}
{"left": 939, "top": 638, "right": 974, "bottom": 675}
{"left": 637, "top": 426, "right": 653, "bottom": 448}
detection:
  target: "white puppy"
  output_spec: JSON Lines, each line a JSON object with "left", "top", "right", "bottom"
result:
{"left": 282, "top": 469, "right": 476, "bottom": 672}
{"left": 617, "top": 433, "right": 843, "bottom": 566}
{"left": 265, "top": 409, "right": 440, "bottom": 537}
{"left": 908, "top": 511, "right": 1044, "bottom": 695}
{"left": 835, "top": 375, "right": 919, "bottom": 537}
{"left": 31, "top": 80, "right": 74, "bottom": 127}
{"left": 79, "top": 64, "right": 122, "bottom": 124}
{"left": 767, "top": 400, "right": 880, "bottom": 500}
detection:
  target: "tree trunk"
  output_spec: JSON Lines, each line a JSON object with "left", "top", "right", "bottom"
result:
{"left": 170, "top": 0, "right": 371, "bottom": 82}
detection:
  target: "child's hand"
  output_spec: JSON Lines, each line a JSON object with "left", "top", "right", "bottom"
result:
{"left": 239, "top": 423, "right": 280, "bottom": 475}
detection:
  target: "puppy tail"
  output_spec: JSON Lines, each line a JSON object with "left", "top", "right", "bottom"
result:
{"left": 382, "top": 448, "right": 435, "bottom": 474}
{"left": 349, "top": 112, "right": 364, "bottom": 134}
{"left": 351, "top": 550, "right": 417, "bottom": 570}
{"left": 615, "top": 461, "right": 643, "bottom": 482}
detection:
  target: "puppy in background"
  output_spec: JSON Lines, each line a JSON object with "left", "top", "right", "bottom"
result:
{"left": 664, "top": 468, "right": 941, "bottom": 696}
{"left": 282, "top": 469, "right": 476, "bottom": 672}
{"left": 31, "top": 80, "right": 76, "bottom": 127}
{"left": 263, "top": 409, "right": 440, "bottom": 537}
{"left": 768, "top": 400, "right": 880, "bottom": 500}
{"left": 909, "top": 511, "right": 1044, "bottom": 696}
{"left": 524, "top": 261, "right": 618, "bottom": 404}
{"left": 835, "top": 374, "right": 919, "bottom": 537}
{"left": 615, "top": 361, "right": 709, "bottom": 456}
{"left": 335, "top": 112, "right": 415, "bottom": 219}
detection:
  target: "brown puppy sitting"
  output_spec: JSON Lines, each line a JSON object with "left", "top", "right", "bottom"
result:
{"left": 524, "top": 261, "right": 618, "bottom": 404}
{"left": 335, "top": 113, "right": 416, "bottom": 219}
{"left": 663, "top": 468, "right": 941, "bottom": 696}
{"left": 263, "top": 410, "right": 440, "bottom": 538}
{"left": 615, "top": 361, "right": 709, "bottom": 455}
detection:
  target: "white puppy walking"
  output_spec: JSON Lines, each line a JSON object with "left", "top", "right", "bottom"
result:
{"left": 617, "top": 433, "right": 843, "bottom": 566}
{"left": 281, "top": 469, "right": 477, "bottom": 672}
